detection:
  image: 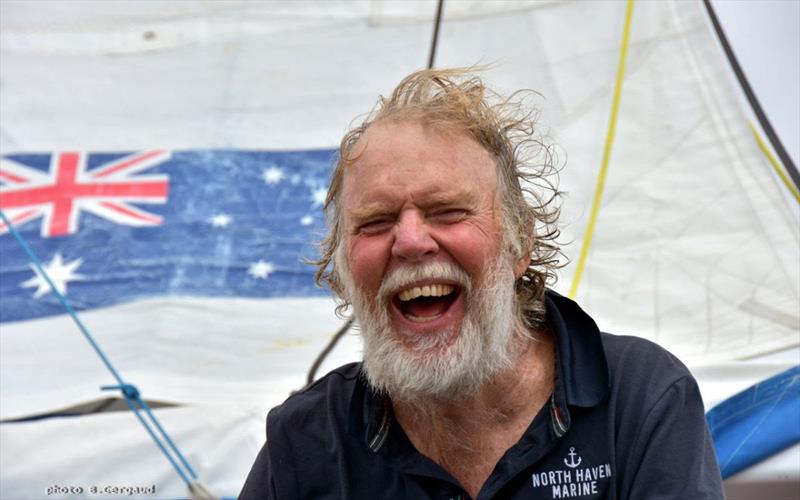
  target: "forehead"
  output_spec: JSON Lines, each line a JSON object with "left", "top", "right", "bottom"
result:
{"left": 341, "top": 120, "right": 498, "bottom": 212}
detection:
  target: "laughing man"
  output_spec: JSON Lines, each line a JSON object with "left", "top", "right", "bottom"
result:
{"left": 240, "top": 69, "right": 724, "bottom": 500}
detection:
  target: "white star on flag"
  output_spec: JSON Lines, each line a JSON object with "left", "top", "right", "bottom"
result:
{"left": 300, "top": 215, "right": 314, "bottom": 226}
{"left": 311, "top": 187, "right": 327, "bottom": 207}
{"left": 20, "top": 252, "right": 86, "bottom": 299}
{"left": 262, "top": 167, "right": 285, "bottom": 185}
{"left": 209, "top": 213, "right": 232, "bottom": 228}
{"left": 248, "top": 260, "right": 275, "bottom": 279}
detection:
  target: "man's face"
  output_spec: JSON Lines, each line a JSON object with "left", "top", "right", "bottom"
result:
{"left": 337, "top": 120, "right": 526, "bottom": 400}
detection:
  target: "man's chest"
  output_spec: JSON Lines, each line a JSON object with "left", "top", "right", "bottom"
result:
{"left": 304, "top": 408, "right": 620, "bottom": 500}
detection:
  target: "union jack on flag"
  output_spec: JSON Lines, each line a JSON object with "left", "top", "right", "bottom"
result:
{"left": 0, "top": 151, "right": 171, "bottom": 238}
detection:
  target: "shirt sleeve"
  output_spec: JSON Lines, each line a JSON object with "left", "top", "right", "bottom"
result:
{"left": 239, "top": 441, "right": 277, "bottom": 500}
{"left": 622, "top": 375, "right": 725, "bottom": 499}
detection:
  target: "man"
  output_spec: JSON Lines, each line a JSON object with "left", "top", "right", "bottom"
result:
{"left": 241, "top": 68, "right": 724, "bottom": 499}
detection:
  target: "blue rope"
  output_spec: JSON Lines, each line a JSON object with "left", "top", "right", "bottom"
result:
{"left": 1, "top": 209, "right": 199, "bottom": 488}
{"left": 102, "top": 385, "right": 193, "bottom": 486}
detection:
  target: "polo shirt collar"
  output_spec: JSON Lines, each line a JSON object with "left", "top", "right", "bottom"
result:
{"left": 545, "top": 290, "right": 609, "bottom": 408}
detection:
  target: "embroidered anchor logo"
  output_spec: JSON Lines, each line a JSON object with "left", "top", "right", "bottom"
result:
{"left": 563, "top": 447, "right": 582, "bottom": 468}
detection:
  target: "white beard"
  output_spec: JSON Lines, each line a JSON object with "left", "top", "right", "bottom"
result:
{"left": 337, "top": 252, "right": 520, "bottom": 403}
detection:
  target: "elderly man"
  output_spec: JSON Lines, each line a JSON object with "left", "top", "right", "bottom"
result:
{"left": 241, "top": 69, "right": 723, "bottom": 499}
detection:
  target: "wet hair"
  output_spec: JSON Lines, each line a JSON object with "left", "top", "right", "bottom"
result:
{"left": 313, "top": 67, "right": 563, "bottom": 327}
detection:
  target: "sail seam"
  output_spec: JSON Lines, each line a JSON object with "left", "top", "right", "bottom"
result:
{"left": 569, "top": 0, "right": 635, "bottom": 299}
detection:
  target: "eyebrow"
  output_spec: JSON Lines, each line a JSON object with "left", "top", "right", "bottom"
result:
{"left": 348, "top": 205, "right": 394, "bottom": 222}
{"left": 347, "top": 189, "right": 478, "bottom": 222}
{"left": 419, "top": 190, "right": 477, "bottom": 207}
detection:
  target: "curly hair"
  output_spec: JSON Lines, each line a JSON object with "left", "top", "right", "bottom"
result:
{"left": 313, "top": 67, "right": 563, "bottom": 328}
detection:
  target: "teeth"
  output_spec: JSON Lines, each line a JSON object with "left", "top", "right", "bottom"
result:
{"left": 398, "top": 284, "right": 455, "bottom": 302}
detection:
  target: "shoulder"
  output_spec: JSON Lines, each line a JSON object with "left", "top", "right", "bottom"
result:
{"left": 264, "top": 363, "right": 364, "bottom": 478}
{"left": 241, "top": 363, "right": 365, "bottom": 498}
{"left": 600, "top": 332, "right": 693, "bottom": 386}
{"left": 597, "top": 336, "right": 724, "bottom": 497}
{"left": 267, "top": 361, "right": 362, "bottom": 432}
{"left": 599, "top": 333, "right": 706, "bottom": 429}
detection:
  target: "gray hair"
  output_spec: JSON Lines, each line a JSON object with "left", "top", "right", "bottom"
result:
{"left": 313, "top": 67, "right": 563, "bottom": 328}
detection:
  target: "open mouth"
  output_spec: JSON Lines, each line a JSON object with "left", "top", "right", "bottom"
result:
{"left": 392, "top": 283, "right": 461, "bottom": 323}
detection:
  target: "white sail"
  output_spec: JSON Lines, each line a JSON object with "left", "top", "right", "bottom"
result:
{"left": 1, "top": 1, "right": 797, "bottom": 498}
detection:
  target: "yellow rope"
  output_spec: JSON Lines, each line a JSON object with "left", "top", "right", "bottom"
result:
{"left": 569, "top": 0, "right": 635, "bottom": 299}
{"left": 749, "top": 122, "right": 800, "bottom": 204}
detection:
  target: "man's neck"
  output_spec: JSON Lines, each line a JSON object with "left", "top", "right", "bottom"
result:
{"left": 392, "top": 329, "right": 555, "bottom": 499}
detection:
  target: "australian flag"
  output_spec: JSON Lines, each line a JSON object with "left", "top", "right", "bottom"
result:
{"left": 0, "top": 149, "right": 336, "bottom": 323}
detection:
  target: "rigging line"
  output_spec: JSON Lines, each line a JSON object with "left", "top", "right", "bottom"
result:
{"left": 749, "top": 122, "right": 800, "bottom": 204}
{"left": 305, "top": 318, "right": 354, "bottom": 387}
{"left": 702, "top": 0, "right": 799, "bottom": 190}
{"left": 568, "top": 0, "right": 635, "bottom": 299}
{"left": 0, "top": 209, "right": 200, "bottom": 489}
{"left": 128, "top": 385, "right": 200, "bottom": 481}
{"left": 0, "top": 212, "right": 125, "bottom": 386}
{"left": 103, "top": 384, "right": 193, "bottom": 487}
{"left": 428, "top": 0, "right": 444, "bottom": 69}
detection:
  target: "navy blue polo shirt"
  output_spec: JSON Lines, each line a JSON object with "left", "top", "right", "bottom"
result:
{"left": 240, "top": 291, "right": 724, "bottom": 499}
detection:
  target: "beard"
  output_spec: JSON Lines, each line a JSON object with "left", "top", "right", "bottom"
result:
{"left": 337, "top": 251, "right": 521, "bottom": 403}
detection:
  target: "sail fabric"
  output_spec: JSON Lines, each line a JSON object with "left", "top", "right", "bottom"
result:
{"left": 0, "top": 404, "right": 267, "bottom": 499}
{"left": 1, "top": 0, "right": 795, "bottom": 363}
{"left": 0, "top": 1, "right": 798, "bottom": 498}
{"left": 515, "top": 0, "right": 799, "bottom": 364}
{"left": 2, "top": 0, "right": 797, "bottom": 363}
{"left": 0, "top": 297, "right": 357, "bottom": 420}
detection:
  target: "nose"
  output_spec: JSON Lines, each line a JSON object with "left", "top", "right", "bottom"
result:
{"left": 391, "top": 210, "right": 438, "bottom": 262}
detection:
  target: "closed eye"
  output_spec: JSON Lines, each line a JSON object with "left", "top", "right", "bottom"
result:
{"left": 430, "top": 209, "right": 468, "bottom": 224}
{"left": 357, "top": 219, "right": 394, "bottom": 234}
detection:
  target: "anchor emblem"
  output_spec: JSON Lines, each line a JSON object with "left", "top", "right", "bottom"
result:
{"left": 563, "top": 447, "right": 582, "bottom": 468}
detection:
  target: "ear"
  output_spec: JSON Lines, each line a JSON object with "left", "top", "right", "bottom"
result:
{"left": 513, "top": 235, "right": 532, "bottom": 279}
{"left": 514, "top": 253, "right": 530, "bottom": 279}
